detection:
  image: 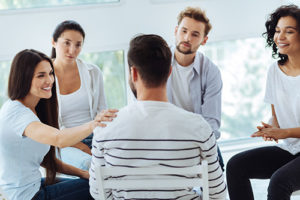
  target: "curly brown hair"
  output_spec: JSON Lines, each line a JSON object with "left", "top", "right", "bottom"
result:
{"left": 177, "top": 7, "right": 212, "bottom": 36}
{"left": 263, "top": 4, "right": 300, "bottom": 65}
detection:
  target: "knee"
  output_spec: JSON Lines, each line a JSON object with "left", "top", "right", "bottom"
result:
{"left": 226, "top": 153, "right": 244, "bottom": 176}
{"left": 268, "top": 170, "right": 291, "bottom": 193}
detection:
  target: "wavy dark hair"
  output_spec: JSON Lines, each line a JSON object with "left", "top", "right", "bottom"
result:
{"left": 51, "top": 20, "right": 85, "bottom": 58}
{"left": 263, "top": 4, "right": 300, "bottom": 65}
{"left": 8, "top": 49, "right": 59, "bottom": 185}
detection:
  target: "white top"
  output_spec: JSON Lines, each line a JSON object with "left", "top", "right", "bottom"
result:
{"left": 0, "top": 100, "right": 49, "bottom": 200}
{"left": 90, "top": 101, "right": 226, "bottom": 200}
{"left": 56, "top": 59, "right": 107, "bottom": 129}
{"left": 171, "top": 61, "right": 194, "bottom": 112}
{"left": 60, "top": 67, "right": 92, "bottom": 128}
{"left": 264, "top": 62, "right": 300, "bottom": 154}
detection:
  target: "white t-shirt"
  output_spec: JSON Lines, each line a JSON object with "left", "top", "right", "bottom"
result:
{"left": 60, "top": 81, "right": 92, "bottom": 128}
{"left": 0, "top": 100, "right": 49, "bottom": 200}
{"left": 170, "top": 60, "right": 195, "bottom": 112}
{"left": 90, "top": 101, "right": 226, "bottom": 200}
{"left": 264, "top": 62, "right": 300, "bottom": 154}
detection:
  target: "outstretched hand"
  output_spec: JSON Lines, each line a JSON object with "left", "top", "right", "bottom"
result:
{"left": 91, "top": 109, "right": 119, "bottom": 130}
{"left": 95, "top": 109, "right": 118, "bottom": 122}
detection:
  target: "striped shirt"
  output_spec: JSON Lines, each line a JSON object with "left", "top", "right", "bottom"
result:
{"left": 89, "top": 101, "right": 226, "bottom": 200}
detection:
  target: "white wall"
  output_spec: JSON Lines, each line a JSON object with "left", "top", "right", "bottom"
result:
{"left": 0, "top": 0, "right": 294, "bottom": 61}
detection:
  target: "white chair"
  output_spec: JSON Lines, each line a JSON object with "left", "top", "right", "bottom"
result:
{"left": 95, "top": 160, "right": 209, "bottom": 200}
{"left": 292, "top": 190, "right": 300, "bottom": 196}
{"left": 0, "top": 187, "right": 7, "bottom": 200}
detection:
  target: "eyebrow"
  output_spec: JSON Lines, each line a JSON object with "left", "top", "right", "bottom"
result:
{"left": 64, "top": 38, "right": 82, "bottom": 43}
{"left": 276, "top": 26, "right": 298, "bottom": 30}
{"left": 35, "top": 70, "right": 53, "bottom": 75}
{"left": 181, "top": 27, "right": 200, "bottom": 35}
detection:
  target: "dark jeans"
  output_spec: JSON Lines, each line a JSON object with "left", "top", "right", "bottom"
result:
{"left": 33, "top": 177, "right": 93, "bottom": 200}
{"left": 217, "top": 146, "right": 224, "bottom": 171}
{"left": 226, "top": 146, "right": 300, "bottom": 200}
{"left": 82, "top": 133, "right": 93, "bottom": 149}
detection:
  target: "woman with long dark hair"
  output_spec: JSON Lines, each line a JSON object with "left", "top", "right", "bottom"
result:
{"left": 0, "top": 49, "right": 112, "bottom": 200}
{"left": 51, "top": 20, "right": 116, "bottom": 170}
{"left": 226, "top": 5, "right": 300, "bottom": 200}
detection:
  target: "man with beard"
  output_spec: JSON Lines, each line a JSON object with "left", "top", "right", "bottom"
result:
{"left": 89, "top": 34, "right": 226, "bottom": 200}
{"left": 167, "top": 7, "right": 224, "bottom": 170}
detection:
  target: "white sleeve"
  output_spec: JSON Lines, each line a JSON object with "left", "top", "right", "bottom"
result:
{"left": 264, "top": 64, "right": 275, "bottom": 105}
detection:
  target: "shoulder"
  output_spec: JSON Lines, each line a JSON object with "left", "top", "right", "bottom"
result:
{"left": 0, "top": 100, "right": 39, "bottom": 127}
{"left": 267, "top": 62, "right": 279, "bottom": 74}
{"left": 167, "top": 104, "right": 213, "bottom": 135}
{"left": 197, "top": 52, "right": 221, "bottom": 75}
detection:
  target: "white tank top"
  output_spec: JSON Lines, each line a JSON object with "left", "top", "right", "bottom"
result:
{"left": 60, "top": 75, "right": 92, "bottom": 128}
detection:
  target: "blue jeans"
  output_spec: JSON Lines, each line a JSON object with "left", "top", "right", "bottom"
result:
{"left": 33, "top": 178, "right": 93, "bottom": 200}
{"left": 60, "top": 133, "right": 93, "bottom": 170}
{"left": 217, "top": 146, "right": 224, "bottom": 171}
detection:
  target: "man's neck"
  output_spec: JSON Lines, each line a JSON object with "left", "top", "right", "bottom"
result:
{"left": 136, "top": 86, "right": 168, "bottom": 102}
{"left": 174, "top": 50, "right": 196, "bottom": 67}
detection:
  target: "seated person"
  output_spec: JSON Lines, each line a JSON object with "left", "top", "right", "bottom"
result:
{"left": 0, "top": 49, "right": 115, "bottom": 200}
{"left": 89, "top": 34, "right": 227, "bottom": 199}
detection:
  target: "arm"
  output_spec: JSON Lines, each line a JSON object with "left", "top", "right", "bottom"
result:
{"left": 201, "top": 66, "right": 222, "bottom": 139}
{"left": 55, "top": 158, "right": 89, "bottom": 179}
{"left": 252, "top": 104, "right": 300, "bottom": 139}
{"left": 24, "top": 109, "right": 117, "bottom": 148}
{"left": 199, "top": 127, "right": 227, "bottom": 199}
{"left": 24, "top": 120, "right": 99, "bottom": 148}
{"left": 71, "top": 142, "right": 91, "bottom": 155}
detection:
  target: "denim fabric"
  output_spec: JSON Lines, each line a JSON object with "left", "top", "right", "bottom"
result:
{"left": 33, "top": 178, "right": 93, "bottom": 200}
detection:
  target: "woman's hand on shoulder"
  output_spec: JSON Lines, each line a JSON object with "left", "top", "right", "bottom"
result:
{"left": 89, "top": 109, "right": 118, "bottom": 131}
{"left": 96, "top": 109, "right": 118, "bottom": 122}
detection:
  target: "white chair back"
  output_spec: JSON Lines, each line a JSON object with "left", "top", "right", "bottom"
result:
{"left": 95, "top": 160, "right": 209, "bottom": 200}
{"left": 0, "top": 187, "right": 7, "bottom": 200}
{"left": 292, "top": 190, "right": 300, "bottom": 196}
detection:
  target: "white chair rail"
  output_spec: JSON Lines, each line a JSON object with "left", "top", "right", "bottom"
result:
{"left": 95, "top": 160, "right": 209, "bottom": 200}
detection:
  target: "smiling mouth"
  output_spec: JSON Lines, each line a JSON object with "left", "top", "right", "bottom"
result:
{"left": 42, "top": 87, "right": 52, "bottom": 91}
{"left": 278, "top": 43, "right": 289, "bottom": 47}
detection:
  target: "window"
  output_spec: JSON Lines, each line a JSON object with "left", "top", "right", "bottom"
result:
{"left": 80, "top": 50, "right": 127, "bottom": 109}
{"left": 203, "top": 37, "right": 273, "bottom": 140}
{"left": 0, "top": 50, "right": 127, "bottom": 110}
{"left": 0, "top": 0, "right": 119, "bottom": 10}
{"left": 0, "top": 60, "right": 10, "bottom": 107}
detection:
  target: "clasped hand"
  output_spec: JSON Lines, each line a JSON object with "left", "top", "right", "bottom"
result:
{"left": 251, "top": 121, "right": 282, "bottom": 143}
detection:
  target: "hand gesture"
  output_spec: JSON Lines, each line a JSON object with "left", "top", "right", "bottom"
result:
{"left": 251, "top": 122, "right": 282, "bottom": 142}
{"left": 91, "top": 109, "right": 118, "bottom": 130}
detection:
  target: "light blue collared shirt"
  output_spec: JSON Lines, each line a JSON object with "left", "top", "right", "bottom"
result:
{"left": 167, "top": 48, "right": 222, "bottom": 139}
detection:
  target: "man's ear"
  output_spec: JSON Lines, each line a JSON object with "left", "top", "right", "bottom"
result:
{"left": 175, "top": 26, "right": 178, "bottom": 36}
{"left": 201, "top": 36, "right": 208, "bottom": 46}
{"left": 130, "top": 66, "right": 138, "bottom": 82}
{"left": 51, "top": 38, "right": 56, "bottom": 48}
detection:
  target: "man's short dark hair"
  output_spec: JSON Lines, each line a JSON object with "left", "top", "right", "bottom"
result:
{"left": 127, "top": 34, "right": 171, "bottom": 88}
